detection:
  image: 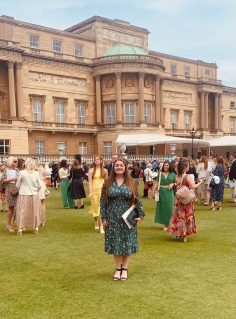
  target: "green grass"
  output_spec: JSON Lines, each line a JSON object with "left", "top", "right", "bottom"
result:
{"left": 0, "top": 184, "right": 235, "bottom": 319}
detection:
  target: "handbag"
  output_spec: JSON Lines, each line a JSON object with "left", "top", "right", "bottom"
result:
{"left": 8, "top": 184, "right": 19, "bottom": 196}
{"left": 122, "top": 206, "right": 138, "bottom": 229}
{"left": 154, "top": 172, "right": 162, "bottom": 202}
{"left": 147, "top": 181, "right": 153, "bottom": 186}
{"left": 44, "top": 188, "right": 50, "bottom": 197}
{"left": 176, "top": 175, "right": 196, "bottom": 205}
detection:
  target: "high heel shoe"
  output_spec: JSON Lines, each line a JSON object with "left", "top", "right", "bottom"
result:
{"left": 34, "top": 227, "right": 39, "bottom": 234}
{"left": 209, "top": 206, "right": 215, "bottom": 211}
{"left": 216, "top": 206, "right": 222, "bottom": 211}
{"left": 113, "top": 268, "right": 122, "bottom": 281}
{"left": 6, "top": 225, "right": 14, "bottom": 233}
{"left": 79, "top": 205, "right": 84, "bottom": 209}
{"left": 17, "top": 229, "right": 23, "bottom": 236}
{"left": 120, "top": 268, "right": 128, "bottom": 281}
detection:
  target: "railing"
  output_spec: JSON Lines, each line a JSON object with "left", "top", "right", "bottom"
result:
{"left": 0, "top": 154, "right": 169, "bottom": 165}
{"left": 0, "top": 39, "right": 21, "bottom": 48}
{"left": 0, "top": 119, "right": 12, "bottom": 124}
{"left": 28, "top": 121, "right": 97, "bottom": 130}
{"left": 93, "top": 54, "right": 164, "bottom": 67}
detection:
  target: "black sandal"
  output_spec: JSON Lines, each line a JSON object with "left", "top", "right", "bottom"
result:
{"left": 113, "top": 268, "right": 122, "bottom": 281}
{"left": 120, "top": 268, "right": 128, "bottom": 281}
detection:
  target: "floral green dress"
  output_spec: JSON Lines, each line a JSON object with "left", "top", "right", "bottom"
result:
{"left": 100, "top": 181, "right": 144, "bottom": 256}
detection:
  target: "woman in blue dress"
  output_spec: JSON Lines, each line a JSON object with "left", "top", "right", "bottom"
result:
{"left": 101, "top": 157, "right": 144, "bottom": 281}
{"left": 210, "top": 156, "right": 225, "bottom": 211}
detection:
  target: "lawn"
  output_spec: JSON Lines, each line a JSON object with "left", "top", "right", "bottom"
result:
{"left": 0, "top": 184, "right": 235, "bottom": 319}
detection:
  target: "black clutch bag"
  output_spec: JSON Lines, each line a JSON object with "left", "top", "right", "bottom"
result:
{"left": 126, "top": 209, "right": 139, "bottom": 228}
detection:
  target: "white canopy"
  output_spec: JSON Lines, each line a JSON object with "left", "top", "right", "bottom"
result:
{"left": 208, "top": 136, "right": 236, "bottom": 147}
{"left": 116, "top": 134, "right": 210, "bottom": 146}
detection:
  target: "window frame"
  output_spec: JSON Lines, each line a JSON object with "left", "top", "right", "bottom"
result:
{"left": 0, "top": 139, "right": 10, "bottom": 155}
{"left": 79, "top": 142, "right": 87, "bottom": 155}
{"left": 103, "top": 141, "right": 112, "bottom": 156}
{"left": 53, "top": 39, "right": 62, "bottom": 53}
{"left": 74, "top": 43, "right": 83, "bottom": 57}
{"left": 144, "top": 102, "right": 152, "bottom": 123}
{"left": 32, "top": 97, "right": 43, "bottom": 122}
{"left": 35, "top": 140, "right": 45, "bottom": 155}
{"left": 29, "top": 34, "right": 39, "bottom": 48}
{"left": 105, "top": 102, "right": 116, "bottom": 124}
{"left": 124, "top": 101, "right": 135, "bottom": 124}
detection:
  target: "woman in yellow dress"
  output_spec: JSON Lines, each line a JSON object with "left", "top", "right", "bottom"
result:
{"left": 88, "top": 155, "right": 108, "bottom": 233}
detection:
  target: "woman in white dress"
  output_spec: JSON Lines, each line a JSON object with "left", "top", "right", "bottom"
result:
{"left": 15, "top": 158, "right": 43, "bottom": 235}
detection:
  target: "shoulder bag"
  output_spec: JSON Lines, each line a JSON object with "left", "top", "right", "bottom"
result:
{"left": 154, "top": 172, "right": 161, "bottom": 202}
{"left": 175, "top": 175, "right": 196, "bottom": 205}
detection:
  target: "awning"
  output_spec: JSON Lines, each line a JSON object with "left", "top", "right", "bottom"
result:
{"left": 116, "top": 134, "right": 210, "bottom": 146}
{"left": 208, "top": 136, "right": 236, "bottom": 147}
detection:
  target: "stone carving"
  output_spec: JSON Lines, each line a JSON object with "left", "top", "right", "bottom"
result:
{"left": 125, "top": 76, "right": 134, "bottom": 87}
{"left": 29, "top": 71, "right": 87, "bottom": 88}
{"left": 144, "top": 77, "right": 152, "bottom": 88}
{"left": 105, "top": 77, "right": 114, "bottom": 89}
{"left": 103, "top": 28, "right": 143, "bottom": 47}
{"left": 163, "top": 90, "right": 192, "bottom": 102}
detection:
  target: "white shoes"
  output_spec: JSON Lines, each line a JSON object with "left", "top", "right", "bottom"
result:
{"left": 95, "top": 223, "right": 99, "bottom": 230}
{"left": 100, "top": 226, "right": 105, "bottom": 234}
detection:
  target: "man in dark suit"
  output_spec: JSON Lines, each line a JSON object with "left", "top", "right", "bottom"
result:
{"left": 229, "top": 153, "right": 236, "bottom": 203}
{"left": 107, "top": 154, "right": 118, "bottom": 175}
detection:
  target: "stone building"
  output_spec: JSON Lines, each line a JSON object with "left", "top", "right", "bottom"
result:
{"left": 0, "top": 15, "right": 235, "bottom": 156}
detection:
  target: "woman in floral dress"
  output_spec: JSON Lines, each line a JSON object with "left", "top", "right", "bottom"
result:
{"left": 101, "top": 158, "right": 144, "bottom": 281}
{"left": 167, "top": 158, "right": 204, "bottom": 243}
{"left": 209, "top": 156, "right": 225, "bottom": 211}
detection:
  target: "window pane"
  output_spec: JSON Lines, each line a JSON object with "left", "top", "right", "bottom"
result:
{"left": 56, "top": 101, "right": 65, "bottom": 123}
{"left": 79, "top": 142, "right": 87, "bottom": 155}
{"left": 0, "top": 140, "right": 10, "bottom": 154}
{"left": 29, "top": 35, "right": 39, "bottom": 48}
{"left": 75, "top": 43, "right": 83, "bottom": 57}
{"left": 77, "top": 103, "right": 86, "bottom": 124}
{"left": 144, "top": 103, "right": 151, "bottom": 123}
{"left": 53, "top": 40, "right": 62, "bottom": 52}
{"left": 104, "top": 141, "right": 112, "bottom": 155}
{"left": 124, "top": 102, "right": 135, "bottom": 123}
{"left": 35, "top": 141, "right": 45, "bottom": 155}
{"left": 33, "top": 98, "right": 43, "bottom": 122}
{"left": 106, "top": 103, "right": 116, "bottom": 124}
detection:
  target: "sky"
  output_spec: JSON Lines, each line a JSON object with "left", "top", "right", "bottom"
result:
{"left": 1, "top": 0, "right": 236, "bottom": 87}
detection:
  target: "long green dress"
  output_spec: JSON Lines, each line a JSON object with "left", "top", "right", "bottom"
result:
{"left": 154, "top": 172, "right": 176, "bottom": 226}
{"left": 100, "top": 181, "right": 144, "bottom": 256}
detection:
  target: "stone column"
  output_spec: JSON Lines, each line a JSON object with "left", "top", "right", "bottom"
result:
{"left": 204, "top": 92, "right": 209, "bottom": 129}
{"left": 160, "top": 79, "right": 164, "bottom": 125}
{"left": 8, "top": 61, "right": 17, "bottom": 118}
{"left": 218, "top": 94, "right": 222, "bottom": 130}
{"left": 200, "top": 91, "right": 205, "bottom": 129}
{"left": 155, "top": 76, "right": 160, "bottom": 124}
{"left": 139, "top": 72, "right": 144, "bottom": 124}
{"left": 214, "top": 94, "right": 219, "bottom": 130}
{"left": 115, "top": 72, "right": 122, "bottom": 124}
{"left": 16, "top": 62, "right": 24, "bottom": 118}
{"left": 95, "top": 75, "right": 101, "bottom": 124}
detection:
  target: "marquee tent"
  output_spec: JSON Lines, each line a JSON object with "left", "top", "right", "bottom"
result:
{"left": 208, "top": 136, "right": 236, "bottom": 147}
{"left": 116, "top": 134, "right": 210, "bottom": 146}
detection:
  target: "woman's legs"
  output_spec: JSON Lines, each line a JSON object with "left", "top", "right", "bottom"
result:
{"left": 113, "top": 255, "right": 123, "bottom": 280}
{"left": 6, "top": 207, "right": 14, "bottom": 232}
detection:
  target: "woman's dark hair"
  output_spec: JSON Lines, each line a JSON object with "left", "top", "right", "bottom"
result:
{"left": 161, "top": 161, "right": 170, "bottom": 172}
{"left": 101, "top": 157, "right": 136, "bottom": 204}
{"left": 72, "top": 159, "right": 80, "bottom": 168}
{"left": 74, "top": 154, "right": 81, "bottom": 165}
{"left": 177, "top": 157, "right": 189, "bottom": 177}
{"left": 131, "top": 160, "right": 140, "bottom": 175}
{"left": 60, "top": 159, "right": 67, "bottom": 168}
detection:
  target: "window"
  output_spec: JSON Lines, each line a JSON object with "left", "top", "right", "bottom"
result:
{"left": 126, "top": 146, "right": 136, "bottom": 155}
{"left": 53, "top": 39, "right": 62, "bottom": 52}
{"left": 171, "top": 111, "right": 178, "bottom": 130}
{"left": 0, "top": 140, "right": 10, "bottom": 154}
{"left": 229, "top": 117, "right": 236, "bottom": 133}
{"left": 33, "top": 98, "right": 43, "bottom": 122}
{"left": 35, "top": 141, "right": 45, "bottom": 155}
{"left": 144, "top": 102, "right": 152, "bottom": 123}
{"left": 79, "top": 142, "right": 87, "bottom": 155}
{"left": 74, "top": 43, "right": 83, "bottom": 57}
{"left": 184, "top": 112, "right": 191, "bottom": 130}
{"left": 105, "top": 103, "right": 116, "bottom": 124}
{"left": 205, "top": 69, "right": 210, "bottom": 76}
{"left": 56, "top": 100, "right": 65, "bottom": 124}
{"left": 230, "top": 101, "right": 235, "bottom": 108}
{"left": 104, "top": 141, "right": 112, "bottom": 155}
{"left": 29, "top": 34, "right": 39, "bottom": 48}
{"left": 57, "top": 142, "right": 67, "bottom": 155}
{"left": 170, "top": 63, "right": 177, "bottom": 75}
{"left": 124, "top": 102, "right": 135, "bottom": 124}
{"left": 77, "top": 102, "right": 86, "bottom": 125}
{"left": 184, "top": 66, "right": 190, "bottom": 78}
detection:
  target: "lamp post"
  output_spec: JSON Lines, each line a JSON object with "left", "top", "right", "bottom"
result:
{"left": 190, "top": 127, "right": 197, "bottom": 159}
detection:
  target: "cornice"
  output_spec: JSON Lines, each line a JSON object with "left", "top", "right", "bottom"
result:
{"left": 65, "top": 15, "right": 150, "bottom": 34}
{"left": 0, "top": 17, "right": 95, "bottom": 43}
{"left": 149, "top": 50, "right": 217, "bottom": 67}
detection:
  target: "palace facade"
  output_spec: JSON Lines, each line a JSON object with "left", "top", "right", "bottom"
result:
{"left": 0, "top": 15, "right": 236, "bottom": 156}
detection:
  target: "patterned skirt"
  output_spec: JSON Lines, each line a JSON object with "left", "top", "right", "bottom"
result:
{"left": 167, "top": 199, "right": 196, "bottom": 238}
{"left": 15, "top": 195, "right": 43, "bottom": 230}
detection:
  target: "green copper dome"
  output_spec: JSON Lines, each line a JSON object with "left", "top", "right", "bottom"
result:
{"left": 103, "top": 45, "right": 148, "bottom": 57}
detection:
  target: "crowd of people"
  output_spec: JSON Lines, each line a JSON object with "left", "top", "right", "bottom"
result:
{"left": 0, "top": 152, "right": 235, "bottom": 281}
